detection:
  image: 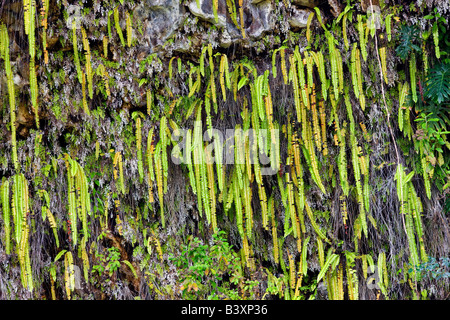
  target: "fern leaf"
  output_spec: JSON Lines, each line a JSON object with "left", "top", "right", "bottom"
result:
{"left": 114, "top": 7, "right": 126, "bottom": 47}
{"left": 409, "top": 53, "right": 417, "bottom": 103}
{"left": 1, "top": 178, "right": 11, "bottom": 254}
{"left": 318, "top": 253, "right": 339, "bottom": 282}
{"left": 122, "top": 260, "right": 138, "bottom": 279}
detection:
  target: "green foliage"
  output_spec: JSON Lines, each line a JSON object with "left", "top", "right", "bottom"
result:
{"left": 169, "top": 231, "right": 254, "bottom": 300}
{"left": 106, "top": 247, "right": 121, "bottom": 276}
{"left": 425, "top": 62, "right": 450, "bottom": 104}
{"left": 395, "top": 25, "right": 421, "bottom": 60}
{"left": 411, "top": 257, "right": 450, "bottom": 281}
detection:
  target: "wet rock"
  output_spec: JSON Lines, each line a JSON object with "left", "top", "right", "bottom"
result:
{"left": 16, "top": 102, "right": 34, "bottom": 128}
{"left": 219, "top": 29, "right": 232, "bottom": 48}
{"left": 288, "top": 7, "right": 313, "bottom": 29}
{"left": 187, "top": 0, "right": 275, "bottom": 43}
{"left": 246, "top": 0, "right": 275, "bottom": 39}
{"left": 292, "top": 0, "right": 320, "bottom": 8}
{"left": 187, "top": 0, "right": 228, "bottom": 28}
{"left": 327, "top": 0, "right": 342, "bottom": 17}
{"left": 133, "top": 0, "right": 185, "bottom": 51}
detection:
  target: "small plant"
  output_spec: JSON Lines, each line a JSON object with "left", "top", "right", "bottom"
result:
{"left": 169, "top": 231, "right": 255, "bottom": 300}
{"left": 425, "top": 62, "right": 450, "bottom": 104}
{"left": 106, "top": 247, "right": 121, "bottom": 276}
{"left": 411, "top": 257, "right": 450, "bottom": 281}
{"left": 395, "top": 25, "right": 421, "bottom": 60}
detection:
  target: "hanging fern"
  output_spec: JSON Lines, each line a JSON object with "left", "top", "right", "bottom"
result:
{"left": 126, "top": 12, "right": 132, "bottom": 47}
{"left": 72, "top": 22, "right": 82, "bottom": 84}
{"left": 114, "top": 7, "right": 126, "bottom": 47}
{"left": 306, "top": 11, "right": 315, "bottom": 45}
{"left": 380, "top": 47, "right": 388, "bottom": 84}
{"left": 385, "top": 13, "right": 393, "bottom": 42}
{"left": 64, "top": 251, "right": 75, "bottom": 299}
{"left": 409, "top": 53, "right": 418, "bottom": 103}
{"left": 1, "top": 178, "right": 11, "bottom": 254}
{"left": 357, "top": 14, "right": 367, "bottom": 62}
{"left": 1, "top": 24, "right": 19, "bottom": 171}
{"left": 81, "top": 27, "right": 93, "bottom": 100}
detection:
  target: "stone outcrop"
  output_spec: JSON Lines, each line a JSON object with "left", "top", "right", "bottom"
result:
{"left": 288, "top": 7, "right": 313, "bottom": 29}
{"left": 187, "top": 0, "right": 275, "bottom": 44}
{"left": 133, "top": 0, "right": 185, "bottom": 49}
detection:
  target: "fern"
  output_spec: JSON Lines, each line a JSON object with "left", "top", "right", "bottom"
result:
{"left": 317, "top": 51, "right": 328, "bottom": 101}
{"left": 286, "top": 173, "right": 299, "bottom": 239}
{"left": 289, "top": 55, "right": 302, "bottom": 123}
{"left": 122, "top": 260, "right": 138, "bottom": 279}
{"left": 342, "top": 13, "right": 349, "bottom": 51}
{"left": 81, "top": 237, "right": 89, "bottom": 281}
{"left": 385, "top": 14, "right": 393, "bottom": 42}
{"left": 41, "top": 2, "right": 50, "bottom": 49}
{"left": 350, "top": 43, "right": 359, "bottom": 98}
{"left": 357, "top": 15, "right": 367, "bottom": 62}
{"left": 310, "top": 86, "right": 322, "bottom": 151}
{"left": 1, "top": 25, "right": 19, "bottom": 171}
{"left": 305, "top": 201, "right": 328, "bottom": 242}
{"left": 395, "top": 25, "right": 420, "bottom": 61}
{"left": 168, "top": 57, "right": 175, "bottom": 79}
{"left": 294, "top": 47, "right": 309, "bottom": 108}
{"left": 280, "top": 47, "right": 288, "bottom": 85}
{"left": 81, "top": 27, "right": 93, "bottom": 100}
{"left": 134, "top": 113, "right": 144, "bottom": 183}
{"left": 126, "top": 12, "right": 132, "bottom": 47}
{"left": 409, "top": 53, "right": 417, "bottom": 103}
{"left": 306, "top": 11, "right": 315, "bottom": 45}
{"left": 72, "top": 23, "right": 82, "bottom": 84}
{"left": 212, "top": 0, "right": 219, "bottom": 23}
{"left": 1, "top": 178, "right": 11, "bottom": 254}
{"left": 432, "top": 23, "right": 440, "bottom": 59}
{"left": 333, "top": 105, "right": 349, "bottom": 196}
{"left": 64, "top": 251, "right": 75, "bottom": 299}
{"left": 114, "top": 7, "right": 126, "bottom": 47}
{"left": 380, "top": 47, "right": 388, "bottom": 84}
{"left": 267, "top": 196, "right": 279, "bottom": 264}
{"left": 239, "top": 0, "right": 245, "bottom": 39}
{"left": 226, "top": 0, "right": 238, "bottom": 28}
{"left": 154, "top": 143, "right": 165, "bottom": 228}
{"left": 304, "top": 51, "right": 314, "bottom": 90}
{"left": 65, "top": 156, "right": 78, "bottom": 246}
{"left": 300, "top": 236, "right": 310, "bottom": 276}
{"left": 318, "top": 252, "right": 339, "bottom": 282}
{"left": 409, "top": 183, "right": 427, "bottom": 262}
{"left": 103, "top": 36, "right": 108, "bottom": 58}
{"left": 233, "top": 173, "right": 244, "bottom": 238}
{"left": 81, "top": 71, "right": 88, "bottom": 115}
{"left": 193, "top": 107, "right": 204, "bottom": 217}
{"left": 219, "top": 54, "right": 230, "bottom": 101}
{"left": 327, "top": 33, "right": 340, "bottom": 98}
{"left": 19, "top": 221, "right": 33, "bottom": 291}
{"left": 46, "top": 208, "right": 59, "bottom": 248}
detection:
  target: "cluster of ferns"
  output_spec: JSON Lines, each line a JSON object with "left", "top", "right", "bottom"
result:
{"left": 0, "top": 1, "right": 442, "bottom": 299}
